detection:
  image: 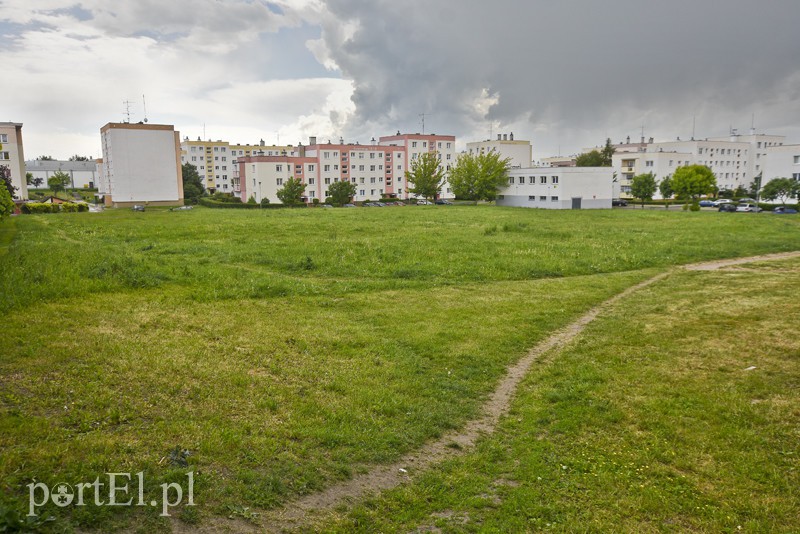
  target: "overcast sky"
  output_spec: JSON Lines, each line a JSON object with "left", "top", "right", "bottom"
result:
{"left": 3, "top": 0, "right": 800, "bottom": 162}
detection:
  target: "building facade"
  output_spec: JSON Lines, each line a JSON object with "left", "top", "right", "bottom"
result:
{"left": 25, "top": 160, "right": 99, "bottom": 189}
{"left": 497, "top": 167, "right": 613, "bottom": 209}
{"left": 99, "top": 123, "right": 184, "bottom": 207}
{"left": 238, "top": 133, "right": 457, "bottom": 204}
{"left": 762, "top": 144, "right": 800, "bottom": 198}
{"left": 0, "top": 122, "right": 28, "bottom": 200}
{"left": 466, "top": 133, "right": 532, "bottom": 168}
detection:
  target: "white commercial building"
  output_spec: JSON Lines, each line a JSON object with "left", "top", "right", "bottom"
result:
{"left": 762, "top": 144, "right": 800, "bottom": 198}
{"left": 26, "top": 160, "right": 99, "bottom": 189}
{"left": 466, "top": 133, "right": 532, "bottom": 168}
{"left": 99, "top": 123, "right": 184, "bottom": 207}
{"left": 497, "top": 167, "right": 613, "bottom": 209}
{"left": 0, "top": 122, "right": 28, "bottom": 200}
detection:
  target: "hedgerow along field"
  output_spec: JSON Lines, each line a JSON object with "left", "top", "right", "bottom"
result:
{"left": 0, "top": 206, "right": 798, "bottom": 531}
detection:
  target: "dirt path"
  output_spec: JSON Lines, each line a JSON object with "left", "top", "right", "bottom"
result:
{"left": 197, "top": 251, "right": 800, "bottom": 533}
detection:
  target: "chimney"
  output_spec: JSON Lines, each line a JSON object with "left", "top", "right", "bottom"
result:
{"left": 309, "top": 136, "right": 317, "bottom": 145}
{"left": 260, "top": 139, "right": 265, "bottom": 146}
{"left": 626, "top": 136, "right": 630, "bottom": 144}
{"left": 510, "top": 132, "right": 514, "bottom": 140}
{"left": 649, "top": 137, "right": 654, "bottom": 143}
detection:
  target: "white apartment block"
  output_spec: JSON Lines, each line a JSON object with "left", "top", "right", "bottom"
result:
{"left": 238, "top": 133, "right": 457, "bottom": 204}
{"left": 180, "top": 138, "right": 295, "bottom": 194}
{"left": 0, "top": 122, "right": 28, "bottom": 200}
{"left": 466, "top": 133, "right": 532, "bottom": 168}
{"left": 762, "top": 144, "right": 800, "bottom": 195}
{"left": 26, "top": 160, "right": 99, "bottom": 189}
{"left": 100, "top": 123, "right": 184, "bottom": 207}
{"left": 612, "top": 131, "right": 787, "bottom": 198}
{"left": 497, "top": 167, "right": 613, "bottom": 209}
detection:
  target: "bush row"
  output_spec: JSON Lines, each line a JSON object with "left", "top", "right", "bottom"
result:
{"left": 199, "top": 198, "right": 261, "bottom": 209}
{"left": 21, "top": 202, "right": 89, "bottom": 214}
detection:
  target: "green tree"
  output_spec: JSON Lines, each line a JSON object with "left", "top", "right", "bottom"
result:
{"left": 449, "top": 151, "right": 511, "bottom": 201}
{"left": 48, "top": 171, "right": 71, "bottom": 194}
{"left": 68, "top": 155, "right": 91, "bottom": 161}
{"left": 575, "top": 150, "right": 605, "bottom": 167}
{"left": 0, "top": 180, "right": 13, "bottom": 221}
{"left": 671, "top": 165, "right": 717, "bottom": 201}
{"left": 37, "top": 155, "right": 54, "bottom": 161}
{"left": 26, "top": 172, "right": 33, "bottom": 185}
{"left": 0, "top": 165, "right": 17, "bottom": 198}
{"left": 630, "top": 172, "right": 657, "bottom": 207}
{"left": 659, "top": 176, "right": 673, "bottom": 199}
{"left": 181, "top": 163, "right": 204, "bottom": 204}
{"left": 327, "top": 179, "right": 357, "bottom": 206}
{"left": 601, "top": 138, "right": 615, "bottom": 166}
{"left": 406, "top": 151, "right": 445, "bottom": 201}
{"left": 276, "top": 177, "right": 306, "bottom": 206}
{"left": 760, "top": 177, "right": 799, "bottom": 205}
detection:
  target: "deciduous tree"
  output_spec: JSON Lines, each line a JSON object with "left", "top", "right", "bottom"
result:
{"left": 760, "top": 177, "right": 799, "bottom": 205}
{"left": 47, "top": 170, "right": 71, "bottom": 194}
{"left": 449, "top": 151, "right": 511, "bottom": 201}
{"left": 630, "top": 172, "right": 657, "bottom": 207}
{"left": 277, "top": 177, "right": 306, "bottom": 206}
{"left": 671, "top": 165, "right": 717, "bottom": 201}
{"left": 406, "top": 151, "right": 445, "bottom": 201}
{"left": 181, "top": 163, "right": 204, "bottom": 204}
{"left": 327, "top": 179, "right": 357, "bottom": 206}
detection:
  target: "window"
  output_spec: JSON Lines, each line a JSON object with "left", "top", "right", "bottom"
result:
{"left": 540, "top": 176, "right": 546, "bottom": 184}
{"left": 508, "top": 177, "right": 514, "bottom": 184}
{"left": 792, "top": 173, "right": 800, "bottom": 180}
{"left": 222, "top": 166, "right": 227, "bottom": 170}
{"left": 370, "top": 152, "right": 375, "bottom": 159}
{"left": 323, "top": 152, "right": 330, "bottom": 159}
{"left": 308, "top": 164, "right": 315, "bottom": 171}
{"left": 359, "top": 165, "right": 365, "bottom": 171}
{"left": 359, "top": 190, "right": 365, "bottom": 196}
{"left": 276, "top": 165, "right": 283, "bottom": 172}
{"left": 540, "top": 195, "right": 547, "bottom": 201}
{"left": 794, "top": 155, "right": 800, "bottom": 164}
{"left": 324, "top": 178, "right": 331, "bottom": 184}
{"left": 518, "top": 176, "right": 524, "bottom": 184}
{"left": 324, "top": 164, "right": 331, "bottom": 171}
{"left": 215, "top": 156, "right": 219, "bottom": 161}
{"left": 412, "top": 141, "right": 417, "bottom": 148}
{"left": 446, "top": 142, "right": 451, "bottom": 149}
{"left": 529, "top": 176, "right": 535, "bottom": 184}
{"left": 370, "top": 165, "right": 376, "bottom": 171}
{"left": 552, "top": 176, "right": 559, "bottom": 184}
{"left": 423, "top": 142, "right": 427, "bottom": 148}
{"left": 277, "top": 178, "right": 283, "bottom": 186}
{"left": 646, "top": 160, "right": 653, "bottom": 167}
{"left": 222, "top": 157, "right": 227, "bottom": 161}
{"left": 370, "top": 177, "right": 376, "bottom": 184}
{"left": 1, "top": 151, "right": 10, "bottom": 160}
{"left": 191, "top": 156, "right": 197, "bottom": 162}
{"left": 551, "top": 196, "right": 558, "bottom": 202}
{"left": 214, "top": 147, "right": 219, "bottom": 152}
{"left": 334, "top": 165, "right": 339, "bottom": 170}
{"left": 308, "top": 178, "right": 315, "bottom": 185}
{"left": 358, "top": 152, "right": 364, "bottom": 159}
{"left": 309, "top": 191, "right": 315, "bottom": 198}
{"left": 528, "top": 195, "right": 536, "bottom": 201}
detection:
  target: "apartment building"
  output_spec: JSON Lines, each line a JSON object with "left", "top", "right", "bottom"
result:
{"left": 99, "top": 122, "right": 183, "bottom": 207}
{"left": 466, "top": 133, "right": 532, "bottom": 168}
{"left": 238, "top": 133, "right": 457, "bottom": 204}
{"left": 26, "top": 159, "right": 99, "bottom": 189}
{"left": 180, "top": 138, "right": 296, "bottom": 194}
{"left": 0, "top": 122, "right": 28, "bottom": 200}
{"left": 762, "top": 144, "right": 800, "bottom": 187}
{"left": 497, "top": 167, "right": 613, "bottom": 209}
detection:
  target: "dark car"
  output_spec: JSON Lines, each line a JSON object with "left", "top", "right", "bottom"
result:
{"left": 718, "top": 204, "right": 737, "bottom": 212}
{"left": 435, "top": 199, "right": 453, "bottom": 205}
{"left": 699, "top": 200, "right": 714, "bottom": 207}
{"left": 612, "top": 199, "right": 628, "bottom": 207}
{"left": 773, "top": 206, "right": 798, "bottom": 214}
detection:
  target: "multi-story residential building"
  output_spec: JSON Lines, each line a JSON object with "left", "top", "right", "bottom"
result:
{"left": 0, "top": 122, "right": 28, "bottom": 200}
{"left": 238, "top": 133, "right": 457, "bottom": 204}
{"left": 466, "top": 133, "right": 532, "bottom": 168}
{"left": 612, "top": 131, "right": 786, "bottom": 198}
{"left": 26, "top": 159, "right": 99, "bottom": 189}
{"left": 497, "top": 167, "right": 613, "bottom": 209}
{"left": 180, "top": 138, "right": 296, "bottom": 194}
{"left": 99, "top": 122, "right": 184, "bottom": 207}
{"left": 762, "top": 144, "right": 800, "bottom": 193}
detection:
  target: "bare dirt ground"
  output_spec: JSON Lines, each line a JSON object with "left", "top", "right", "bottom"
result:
{"left": 182, "top": 251, "right": 800, "bottom": 533}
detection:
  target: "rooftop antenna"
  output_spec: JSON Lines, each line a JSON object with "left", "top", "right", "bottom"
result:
{"left": 692, "top": 116, "right": 696, "bottom": 140}
{"left": 276, "top": 130, "right": 279, "bottom": 145}
{"left": 122, "top": 100, "right": 133, "bottom": 123}
{"left": 142, "top": 94, "right": 148, "bottom": 123}
{"left": 419, "top": 113, "right": 426, "bottom": 135}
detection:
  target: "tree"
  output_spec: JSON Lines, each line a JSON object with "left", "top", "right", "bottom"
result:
{"left": 0, "top": 181, "right": 13, "bottom": 222}
{"left": 659, "top": 176, "right": 673, "bottom": 200}
{"left": 0, "top": 165, "right": 17, "bottom": 199}
{"left": 68, "top": 155, "right": 91, "bottom": 161}
{"left": 671, "top": 165, "right": 717, "bottom": 201}
{"left": 449, "top": 151, "right": 511, "bottom": 201}
{"left": 181, "top": 163, "right": 204, "bottom": 204}
{"left": 576, "top": 138, "right": 614, "bottom": 167}
{"left": 26, "top": 172, "right": 33, "bottom": 185}
{"left": 276, "top": 177, "right": 306, "bottom": 206}
{"left": 327, "top": 179, "right": 357, "bottom": 206}
{"left": 406, "top": 151, "right": 445, "bottom": 201}
{"left": 630, "top": 172, "right": 657, "bottom": 207}
{"left": 37, "top": 155, "right": 54, "bottom": 161}
{"left": 48, "top": 171, "right": 71, "bottom": 194}
{"left": 575, "top": 150, "right": 605, "bottom": 167}
{"left": 760, "top": 177, "right": 799, "bottom": 205}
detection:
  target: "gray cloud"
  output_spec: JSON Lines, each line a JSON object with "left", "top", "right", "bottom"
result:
{"left": 315, "top": 0, "right": 800, "bottom": 154}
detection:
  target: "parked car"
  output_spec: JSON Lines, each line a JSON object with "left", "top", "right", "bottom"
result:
{"left": 736, "top": 203, "right": 761, "bottom": 212}
{"left": 712, "top": 199, "right": 734, "bottom": 206}
{"left": 738, "top": 197, "right": 757, "bottom": 203}
{"left": 718, "top": 204, "right": 737, "bottom": 212}
{"left": 131, "top": 205, "right": 145, "bottom": 212}
{"left": 699, "top": 200, "right": 715, "bottom": 207}
{"left": 435, "top": 199, "right": 453, "bottom": 205}
{"left": 612, "top": 199, "right": 628, "bottom": 207}
{"left": 416, "top": 199, "right": 432, "bottom": 205}
{"left": 773, "top": 206, "right": 798, "bottom": 214}
{"left": 321, "top": 204, "right": 333, "bottom": 208}
{"left": 343, "top": 203, "right": 356, "bottom": 208}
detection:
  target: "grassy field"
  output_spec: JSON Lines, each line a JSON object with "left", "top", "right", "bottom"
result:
{"left": 0, "top": 206, "right": 798, "bottom": 531}
{"left": 320, "top": 256, "right": 800, "bottom": 532}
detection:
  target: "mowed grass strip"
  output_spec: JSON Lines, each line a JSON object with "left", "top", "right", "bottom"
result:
{"left": 320, "top": 258, "right": 800, "bottom": 532}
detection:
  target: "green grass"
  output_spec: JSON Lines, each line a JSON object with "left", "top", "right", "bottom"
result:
{"left": 0, "top": 206, "right": 798, "bottom": 531}
{"left": 320, "top": 257, "right": 800, "bottom": 532}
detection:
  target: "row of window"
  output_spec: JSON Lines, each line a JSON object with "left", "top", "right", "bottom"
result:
{"left": 510, "top": 176, "right": 560, "bottom": 185}
{"left": 528, "top": 196, "right": 560, "bottom": 202}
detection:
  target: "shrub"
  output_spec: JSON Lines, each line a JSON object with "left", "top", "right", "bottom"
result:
{"left": 689, "top": 202, "right": 701, "bottom": 212}
{"left": 312, "top": 198, "right": 320, "bottom": 206}
{"left": 199, "top": 198, "right": 260, "bottom": 209}
{"left": 21, "top": 202, "right": 60, "bottom": 214}
{"left": 260, "top": 197, "right": 270, "bottom": 208}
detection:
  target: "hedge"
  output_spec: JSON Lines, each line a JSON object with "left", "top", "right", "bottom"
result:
{"left": 21, "top": 202, "right": 89, "bottom": 214}
{"left": 199, "top": 198, "right": 261, "bottom": 209}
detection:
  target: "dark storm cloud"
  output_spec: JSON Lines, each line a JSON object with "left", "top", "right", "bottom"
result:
{"left": 316, "top": 0, "right": 800, "bottom": 150}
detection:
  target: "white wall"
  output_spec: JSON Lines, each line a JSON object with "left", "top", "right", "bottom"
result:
{"left": 498, "top": 167, "right": 613, "bottom": 209}
{"left": 0, "top": 123, "right": 28, "bottom": 200}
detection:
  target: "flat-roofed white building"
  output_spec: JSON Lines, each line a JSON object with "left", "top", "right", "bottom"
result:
{"left": 100, "top": 122, "right": 184, "bottom": 207}
{"left": 497, "top": 167, "right": 613, "bottom": 209}
{"left": 0, "top": 122, "right": 28, "bottom": 200}
{"left": 466, "top": 133, "right": 532, "bottom": 168}
{"left": 26, "top": 159, "right": 99, "bottom": 189}
{"left": 762, "top": 144, "right": 800, "bottom": 199}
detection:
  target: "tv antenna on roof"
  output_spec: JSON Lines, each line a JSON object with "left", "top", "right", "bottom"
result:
{"left": 123, "top": 100, "right": 133, "bottom": 123}
{"left": 419, "top": 113, "right": 427, "bottom": 135}
{"left": 142, "top": 94, "right": 148, "bottom": 123}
